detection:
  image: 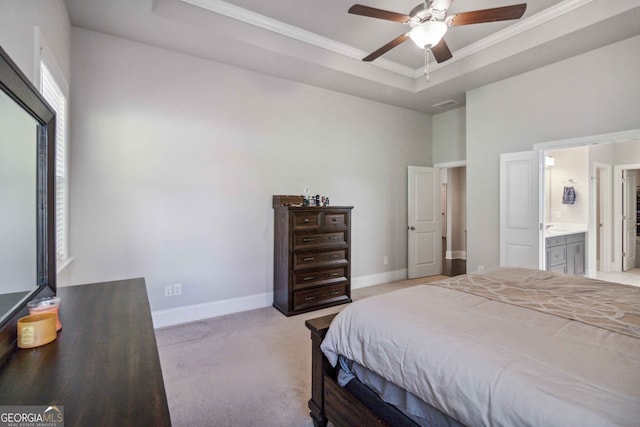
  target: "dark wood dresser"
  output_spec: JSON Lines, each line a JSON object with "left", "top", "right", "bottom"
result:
{"left": 273, "top": 206, "right": 353, "bottom": 316}
{"left": 0, "top": 278, "right": 171, "bottom": 426}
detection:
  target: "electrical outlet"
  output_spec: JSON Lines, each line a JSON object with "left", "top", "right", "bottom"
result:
{"left": 173, "top": 283, "right": 182, "bottom": 296}
{"left": 383, "top": 256, "right": 388, "bottom": 265}
{"left": 477, "top": 265, "right": 485, "bottom": 272}
{"left": 164, "top": 285, "right": 172, "bottom": 297}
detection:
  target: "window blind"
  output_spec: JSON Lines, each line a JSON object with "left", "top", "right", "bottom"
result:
{"left": 41, "top": 63, "right": 67, "bottom": 260}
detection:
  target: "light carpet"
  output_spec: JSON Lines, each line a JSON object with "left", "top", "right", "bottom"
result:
{"left": 156, "top": 275, "right": 447, "bottom": 427}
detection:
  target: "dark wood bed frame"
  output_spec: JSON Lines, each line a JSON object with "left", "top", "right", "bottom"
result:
{"left": 306, "top": 313, "right": 421, "bottom": 427}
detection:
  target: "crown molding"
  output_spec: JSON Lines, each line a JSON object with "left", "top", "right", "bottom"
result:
{"left": 180, "top": 0, "right": 416, "bottom": 77}
{"left": 180, "top": 0, "right": 599, "bottom": 86}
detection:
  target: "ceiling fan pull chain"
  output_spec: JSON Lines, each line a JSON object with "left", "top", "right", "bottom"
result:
{"left": 424, "top": 48, "right": 430, "bottom": 82}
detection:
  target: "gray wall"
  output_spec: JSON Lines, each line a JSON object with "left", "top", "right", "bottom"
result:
{"left": 66, "top": 28, "right": 432, "bottom": 311}
{"left": 432, "top": 107, "right": 465, "bottom": 165}
{"left": 0, "top": 0, "right": 70, "bottom": 86}
{"left": 466, "top": 35, "right": 640, "bottom": 272}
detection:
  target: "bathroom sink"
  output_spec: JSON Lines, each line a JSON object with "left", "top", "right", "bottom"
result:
{"left": 550, "top": 228, "right": 568, "bottom": 232}
{"left": 544, "top": 224, "right": 587, "bottom": 237}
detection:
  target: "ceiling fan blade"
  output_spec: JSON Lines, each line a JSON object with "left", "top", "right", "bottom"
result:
{"left": 430, "top": 39, "right": 453, "bottom": 63}
{"left": 348, "top": 4, "right": 410, "bottom": 23}
{"left": 449, "top": 4, "right": 526, "bottom": 26}
{"left": 363, "top": 34, "right": 410, "bottom": 62}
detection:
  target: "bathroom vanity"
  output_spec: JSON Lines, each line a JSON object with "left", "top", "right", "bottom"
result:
{"left": 545, "top": 231, "right": 586, "bottom": 276}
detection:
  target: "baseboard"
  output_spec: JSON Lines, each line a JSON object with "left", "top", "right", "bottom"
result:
{"left": 351, "top": 269, "right": 408, "bottom": 289}
{"left": 152, "top": 292, "right": 272, "bottom": 329}
{"left": 445, "top": 250, "right": 467, "bottom": 260}
{"left": 152, "top": 269, "right": 408, "bottom": 328}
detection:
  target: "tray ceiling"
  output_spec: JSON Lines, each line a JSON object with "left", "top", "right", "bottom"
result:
{"left": 64, "top": 0, "right": 640, "bottom": 113}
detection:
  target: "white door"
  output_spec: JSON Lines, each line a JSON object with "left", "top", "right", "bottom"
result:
{"left": 408, "top": 166, "right": 441, "bottom": 278}
{"left": 623, "top": 170, "right": 637, "bottom": 271}
{"left": 500, "top": 151, "right": 540, "bottom": 269}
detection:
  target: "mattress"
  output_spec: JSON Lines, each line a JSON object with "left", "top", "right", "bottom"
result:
{"left": 321, "top": 268, "right": 640, "bottom": 426}
{"left": 338, "top": 355, "right": 463, "bottom": 427}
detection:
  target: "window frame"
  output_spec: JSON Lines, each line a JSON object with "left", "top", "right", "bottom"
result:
{"left": 37, "top": 35, "right": 70, "bottom": 272}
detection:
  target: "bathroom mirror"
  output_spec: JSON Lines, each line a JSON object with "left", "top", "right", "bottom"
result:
{"left": 0, "top": 46, "right": 56, "bottom": 364}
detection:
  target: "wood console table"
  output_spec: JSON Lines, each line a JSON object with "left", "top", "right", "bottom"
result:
{"left": 0, "top": 278, "right": 171, "bottom": 426}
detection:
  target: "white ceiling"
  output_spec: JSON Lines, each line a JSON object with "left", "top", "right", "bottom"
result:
{"left": 63, "top": 0, "right": 640, "bottom": 113}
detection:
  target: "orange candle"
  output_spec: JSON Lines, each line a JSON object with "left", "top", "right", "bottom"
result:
{"left": 27, "top": 296, "right": 62, "bottom": 331}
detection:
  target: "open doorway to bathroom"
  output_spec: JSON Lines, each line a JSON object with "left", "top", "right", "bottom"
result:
{"left": 542, "top": 140, "right": 640, "bottom": 285}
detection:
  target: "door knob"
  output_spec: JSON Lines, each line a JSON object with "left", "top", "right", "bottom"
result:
{"left": 409, "top": 226, "right": 415, "bottom": 230}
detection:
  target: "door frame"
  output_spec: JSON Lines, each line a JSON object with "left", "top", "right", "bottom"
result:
{"left": 435, "top": 160, "right": 467, "bottom": 262}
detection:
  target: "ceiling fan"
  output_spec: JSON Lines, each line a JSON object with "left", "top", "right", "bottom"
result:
{"left": 349, "top": 0, "right": 527, "bottom": 64}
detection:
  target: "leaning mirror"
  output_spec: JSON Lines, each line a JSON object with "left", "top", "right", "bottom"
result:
{"left": 0, "top": 45, "right": 56, "bottom": 364}
{"left": 0, "top": 89, "right": 39, "bottom": 315}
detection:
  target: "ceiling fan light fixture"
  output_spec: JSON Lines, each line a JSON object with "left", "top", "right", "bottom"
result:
{"left": 409, "top": 20, "right": 447, "bottom": 49}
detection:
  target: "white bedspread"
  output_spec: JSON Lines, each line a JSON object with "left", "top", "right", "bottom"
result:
{"left": 320, "top": 271, "right": 640, "bottom": 426}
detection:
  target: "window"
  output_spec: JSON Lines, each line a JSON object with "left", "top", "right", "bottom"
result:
{"left": 40, "top": 62, "right": 68, "bottom": 263}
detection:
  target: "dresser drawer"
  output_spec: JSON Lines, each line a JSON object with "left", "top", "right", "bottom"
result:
{"left": 293, "top": 267, "right": 347, "bottom": 290}
{"left": 293, "top": 231, "right": 346, "bottom": 249}
{"left": 293, "top": 249, "right": 347, "bottom": 270}
{"left": 293, "top": 283, "right": 349, "bottom": 311}
{"left": 323, "top": 211, "right": 349, "bottom": 230}
{"left": 292, "top": 212, "right": 321, "bottom": 230}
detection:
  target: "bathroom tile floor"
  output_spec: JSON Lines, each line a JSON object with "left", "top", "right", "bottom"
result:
{"left": 595, "top": 268, "right": 640, "bottom": 287}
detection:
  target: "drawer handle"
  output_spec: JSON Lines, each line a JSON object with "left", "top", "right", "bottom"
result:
{"left": 303, "top": 218, "right": 310, "bottom": 223}
{"left": 330, "top": 291, "right": 341, "bottom": 296}
{"left": 303, "top": 238, "right": 315, "bottom": 242}
{"left": 303, "top": 257, "right": 315, "bottom": 262}
{"left": 332, "top": 218, "right": 337, "bottom": 222}
{"left": 331, "top": 255, "right": 339, "bottom": 258}
{"left": 304, "top": 296, "right": 316, "bottom": 301}
{"left": 330, "top": 273, "right": 339, "bottom": 277}
{"left": 329, "top": 236, "right": 340, "bottom": 240}
{"left": 303, "top": 277, "right": 315, "bottom": 281}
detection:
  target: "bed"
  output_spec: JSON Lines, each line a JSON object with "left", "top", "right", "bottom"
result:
{"left": 305, "top": 268, "right": 640, "bottom": 427}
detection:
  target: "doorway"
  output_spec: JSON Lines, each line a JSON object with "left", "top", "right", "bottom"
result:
{"left": 538, "top": 141, "right": 640, "bottom": 280}
{"left": 614, "top": 165, "right": 640, "bottom": 272}
{"left": 440, "top": 166, "right": 466, "bottom": 276}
